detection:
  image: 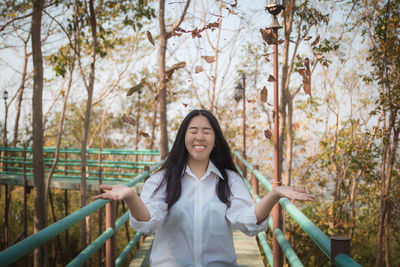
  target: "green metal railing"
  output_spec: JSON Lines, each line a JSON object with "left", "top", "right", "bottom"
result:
{"left": 234, "top": 151, "right": 362, "bottom": 267}
{"left": 0, "top": 158, "right": 164, "bottom": 266}
{"left": 0, "top": 147, "right": 161, "bottom": 185}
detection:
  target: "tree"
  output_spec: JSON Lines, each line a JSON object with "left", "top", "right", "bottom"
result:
{"left": 157, "top": 0, "right": 191, "bottom": 158}
{"left": 362, "top": 1, "right": 400, "bottom": 265}
{"left": 31, "top": 0, "right": 46, "bottom": 265}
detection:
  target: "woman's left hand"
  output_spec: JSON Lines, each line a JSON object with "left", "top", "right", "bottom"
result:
{"left": 272, "top": 186, "right": 314, "bottom": 201}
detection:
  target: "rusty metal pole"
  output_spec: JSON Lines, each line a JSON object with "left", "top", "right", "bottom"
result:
{"left": 242, "top": 73, "right": 247, "bottom": 179}
{"left": 105, "top": 201, "right": 116, "bottom": 267}
{"left": 23, "top": 146, "right": 28, "bottom": 266}
{"left": 262, "top": 3, "right": 284, "bottom": 266}
{"left": 64, "top": 149, "right": 70, "bottom": 262}
{"left": 98, "top": 148, "right": 103, "bottom": 265}
{"left": 330, "top": 236, "right": 351, "bottom": 267}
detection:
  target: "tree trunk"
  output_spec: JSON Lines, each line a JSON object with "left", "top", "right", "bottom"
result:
{"left": 31, "top": 0, "right": 46, "bottom": 265}
{"left": 157, "top": 0, "right": 190, "bottom": 158}
{"left": 207, "top": 0, "right": 222, "bottom": 113}
{"left": 80, "top": 0, "right": 97, "bottom": 250}
{"left": 279, "top": 0, "right": 295, "bottom": 186}
{"left": 158, "top": 0, "right": 168, "bottom": 159}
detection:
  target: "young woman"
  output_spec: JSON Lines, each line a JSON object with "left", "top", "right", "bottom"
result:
{"left": 93, "top": 109, "right": 314, "bottom": 266}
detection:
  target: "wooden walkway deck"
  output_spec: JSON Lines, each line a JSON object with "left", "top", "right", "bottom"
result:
{"left": 129, "top": 230, "right": 264, "bottom": 266}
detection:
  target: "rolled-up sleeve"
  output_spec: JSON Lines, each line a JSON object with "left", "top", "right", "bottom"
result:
{"left": 129, "top": 171, "right": 168, "bottom": 235}
{"left": 226, "top": 171, "right": 268, "bottom": 236}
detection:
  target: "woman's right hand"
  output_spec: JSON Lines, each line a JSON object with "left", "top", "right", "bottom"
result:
{"left": 92, "top": 184, "right": 136, "bottom": 201}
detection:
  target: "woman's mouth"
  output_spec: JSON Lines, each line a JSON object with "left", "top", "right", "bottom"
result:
{"left": 193, "top": 145, "right": 206, "bottom": 151}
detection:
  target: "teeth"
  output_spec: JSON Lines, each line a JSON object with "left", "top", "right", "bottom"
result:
{"left": 194, "top": 145, "right": 205, "bottom": 149}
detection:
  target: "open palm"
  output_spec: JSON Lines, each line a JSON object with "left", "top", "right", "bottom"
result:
{"left": 273, "top": 186, "right": 314, "bottom": 201}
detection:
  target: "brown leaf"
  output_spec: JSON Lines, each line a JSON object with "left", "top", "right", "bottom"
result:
{"left": 166, "top": 61, "right": 186, "bottom": 82}
{"left": 260, "top": 28, "right": 278, "bottom": 45}
{"left": 311, "top": 34, "right": 320, "bottom": 46}
{"left": 182, "top": 103, "right": 188, "bottom": 107}
{"left": 264, "top": 130, "right": 272, "bottom": 139}
{"left": 228, "top": 9, "right": 237, "bottom": 15}
{"left": 146, "top": 31, "right": 155, "bottom": 46}
{"left": 297, "top": 64, "right": 312, "bottom": 98}
{"left": 260, "top": 86, "right": 268, "bottom": 103}
{"left": 247, "top": 98, "right": 256, "bottom": 103}
{"left": 195, "top": 66, "right": 203, "bottom": 73}
{"left": 230, "top": 0, "right": 237, "bottom": 8}
{"left": 303, "top": 36, "right": 312, "bottom": 41}
{"left": 278, "top": 39, "right": 284, "bottom": 44}
{"left": 139, "top": 132, "right": 150, "bottom": 138}
{"left": 201, "top": 56, "right": 215, "bottom": 63}
{"left": 191, "top": 28, "right": 202, "bottom": 38}
{"left": 206, "top": 22, "right": 219, "bottom": 28}
{"left": 267, "top": 75, "right": 276, "bottom": 82}
{"left": 121, "top": 115, "right": 138, "bottom": 126}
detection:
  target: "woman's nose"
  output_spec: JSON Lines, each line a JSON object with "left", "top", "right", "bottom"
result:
{"left": 194, "top": 133, "right": 205, "bottom": 141}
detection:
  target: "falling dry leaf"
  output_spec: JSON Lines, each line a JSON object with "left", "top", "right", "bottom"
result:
{"left": 201, "top": 56, "right": 215, "bottom": 63}
{"left": 182, "top": 103, "right": 188, "bottom": 107}
{"left": 311, "top": 34, "right": 320, "bottom": 46}
{"left": 297, "top": 58, "right": 312, "bottom": 98}
{"left": 146, "top": 31, "right": 155, "bottom": 46}
{"left": 140, "top": 132, "right": 150, "bottom": 138}
{"left": 264, "top": 130, "right": 272, "bottom": 139}
{"left": 267, "top": 75, "right": 276, "bottom": 82}
{"left": 127, "top": 79, "right": 145, "bottom": 96}
{"left": 228, "top": 9, "right": 237, "bottom": 15}
{"left": 303, "top": 36, "right": 312, "bottom": 41}
{"left": 278, "top": 39, "right": 284, "bottom": 44}
{"left": 122, "top": 115, "right": 138, "bottom": 126}
{"left": 260, "top": 86, "right": 268, "bottom": 103}
{"left": 166, "top": 61, "right": 186, "bottom": 82}
{"left": 195, "top": 66, "right": 203, "bottom": 73}
{"left": 260, "top": 28, "right": 278, "bottom": 45}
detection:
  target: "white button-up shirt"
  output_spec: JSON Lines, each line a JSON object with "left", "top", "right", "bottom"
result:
{"left": 129, "top": 161, "right": 268, "bottom": 266}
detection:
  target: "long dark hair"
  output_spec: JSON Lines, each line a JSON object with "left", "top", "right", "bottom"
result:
{"left": 154, "top": 109, "right": 238, "bottom": 209}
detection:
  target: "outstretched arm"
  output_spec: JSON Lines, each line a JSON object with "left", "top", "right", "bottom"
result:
{"left": 92, "top": 184, "right": 150, "bottom": 222}
{"left": 254, "top": 186, "right": 314, "bottom": 224}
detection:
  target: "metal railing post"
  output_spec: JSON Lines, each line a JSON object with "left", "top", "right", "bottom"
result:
{"left": 106, "top": 200, "right": 116, "bottom": 267}
{"left": 330, "top": 236, "right": 351, "bottom": 267}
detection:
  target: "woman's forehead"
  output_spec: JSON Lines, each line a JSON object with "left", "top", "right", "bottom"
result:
{"left": 187, "top": 115, "right": 212, "bottom": 128}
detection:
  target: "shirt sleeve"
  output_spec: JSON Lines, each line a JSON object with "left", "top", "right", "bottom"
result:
{"left": 225, "top": 170, "right": 268, "bottom": 236}
{"left": 129, "top": 170, "right": 168, "bottom": 235}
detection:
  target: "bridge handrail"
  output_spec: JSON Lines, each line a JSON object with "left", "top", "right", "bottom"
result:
{"left": 0, "top": 160, "right": 164, "bottom": 266}
{"left": 233, "top": 152, "right": 362, "bottom": 267}
{"left": 0, "top": 146, "right": 161, "bottom": 155}
{"left": 241, "top": 175, "right": 303, "bottom": 267}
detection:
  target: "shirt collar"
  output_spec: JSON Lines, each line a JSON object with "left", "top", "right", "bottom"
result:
{"left": 185, "top": 160, "right": 224, "bottom": 180}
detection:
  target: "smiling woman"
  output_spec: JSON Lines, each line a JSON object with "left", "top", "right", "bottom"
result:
{"left": 93, "top": 109, "right": 314, "bottom": 266}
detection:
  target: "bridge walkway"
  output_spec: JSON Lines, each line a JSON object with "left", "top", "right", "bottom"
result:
{"left": 128, "top": 230, "right": 264, "bottom": 266}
